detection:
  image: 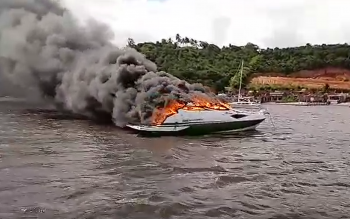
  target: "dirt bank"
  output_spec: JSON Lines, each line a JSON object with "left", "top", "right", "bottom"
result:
{"left": 250, "top": 68, "right": 350, "bottom": 90}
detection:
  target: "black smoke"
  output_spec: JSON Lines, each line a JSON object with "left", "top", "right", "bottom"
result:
{"left": 0, "top": 0, "right": 216, "bottom": 126}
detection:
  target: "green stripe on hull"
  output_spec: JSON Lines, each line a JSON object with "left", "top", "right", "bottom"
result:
{"left": 134, "top": 119, "right": 265, "bottom": 136}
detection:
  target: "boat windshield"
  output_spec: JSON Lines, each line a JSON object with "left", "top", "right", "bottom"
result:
{"left": 184, "top": 102, "right": 231, "bottom": 110}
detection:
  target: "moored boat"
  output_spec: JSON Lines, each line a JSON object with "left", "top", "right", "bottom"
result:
{"left": 229, "top": 96, "right": 261, "bottom": 109}
{"left": 228, "top": 60, "right": 261, "bottom": 109}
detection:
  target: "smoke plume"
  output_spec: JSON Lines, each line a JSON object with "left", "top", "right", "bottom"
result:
{"left": 0, "top": 0, "right": 215, "bottom": 126}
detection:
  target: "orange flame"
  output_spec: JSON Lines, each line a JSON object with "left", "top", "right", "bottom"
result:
{"left": 151, "top": 95, "right": 231, "bottom": 125}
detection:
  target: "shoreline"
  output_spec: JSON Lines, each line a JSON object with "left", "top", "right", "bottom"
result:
{"left": 262, "top": 102, "right": 350, "bottom": 106}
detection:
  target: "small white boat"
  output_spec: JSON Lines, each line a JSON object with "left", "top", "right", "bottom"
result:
{"left": 229, "top": 96, "right": 261, "bottom": 109}
{"left": 228, "top": 60, "right": 261, "bottom": 109}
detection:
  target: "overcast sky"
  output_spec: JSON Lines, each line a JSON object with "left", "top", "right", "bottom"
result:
{"left": 61, "top": 0, "right": 350, "bottom": 48}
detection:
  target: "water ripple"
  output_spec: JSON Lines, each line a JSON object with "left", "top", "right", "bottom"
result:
{"left": 0, "top": 103, "right": 349, "bottom": 218}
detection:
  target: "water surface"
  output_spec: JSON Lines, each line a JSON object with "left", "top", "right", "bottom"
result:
{"left": 0, "top": 101, "right": 349, "bottom": 219}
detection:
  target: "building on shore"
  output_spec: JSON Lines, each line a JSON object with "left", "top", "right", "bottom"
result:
{"left": 224, "top": 88, "right": 350, "bottom": 104}
{"left": 327, "top": 93, "right": 349, "bottom": 103}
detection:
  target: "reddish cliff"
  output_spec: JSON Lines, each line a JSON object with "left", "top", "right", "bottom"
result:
{"left": 250, "top": 68, "right": 350, "bottom": 90}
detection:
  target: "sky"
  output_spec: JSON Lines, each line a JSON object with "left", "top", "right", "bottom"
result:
{"left": 61, "top": 0, "right": 350, "bottom": 48}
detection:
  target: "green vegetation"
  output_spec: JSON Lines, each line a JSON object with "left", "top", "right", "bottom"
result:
{"left": 128, "top": 35, "right": 350, "bottom": 91}
{"left": 281, "top": 95, "right": 299, "bottom": 103}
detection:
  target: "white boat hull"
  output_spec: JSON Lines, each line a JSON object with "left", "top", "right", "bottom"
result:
{"left": 126, "top": 109, "right": 266, "bottom": 136}
{"left": 229, "top": 102, "right": 261, "bottom": 109}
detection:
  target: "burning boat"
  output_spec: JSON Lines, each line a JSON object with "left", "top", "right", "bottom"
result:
{"left": 126, "top": 94, "right": 266, "bottom": 136}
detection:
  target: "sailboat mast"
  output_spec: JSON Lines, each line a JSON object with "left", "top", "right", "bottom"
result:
{"left": 238, "top": 60, "right": 243, "bottom": 98}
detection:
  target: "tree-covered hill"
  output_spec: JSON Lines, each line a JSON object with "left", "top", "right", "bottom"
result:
{"left": 128, "top": 34, "right": 350, "bottom": 92}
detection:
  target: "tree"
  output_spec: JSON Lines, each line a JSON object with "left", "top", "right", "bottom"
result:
{"left": 229, "top": 62, "right": 251, "bottom": 89}
{"left": 129, "top": 35, "right": 350, "bottom": 91}
{"left": 175, "top": 34, "right": 181, "bottom": 43}
{"left": 127, "top": 38, "right": 135, "bottom": 48}
{"left": 322, "top": 83, "right": 330, "bottom": 93}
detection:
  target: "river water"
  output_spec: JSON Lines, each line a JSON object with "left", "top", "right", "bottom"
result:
{"left": 0, "top": 100, "right": 349, "bottom": 219}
